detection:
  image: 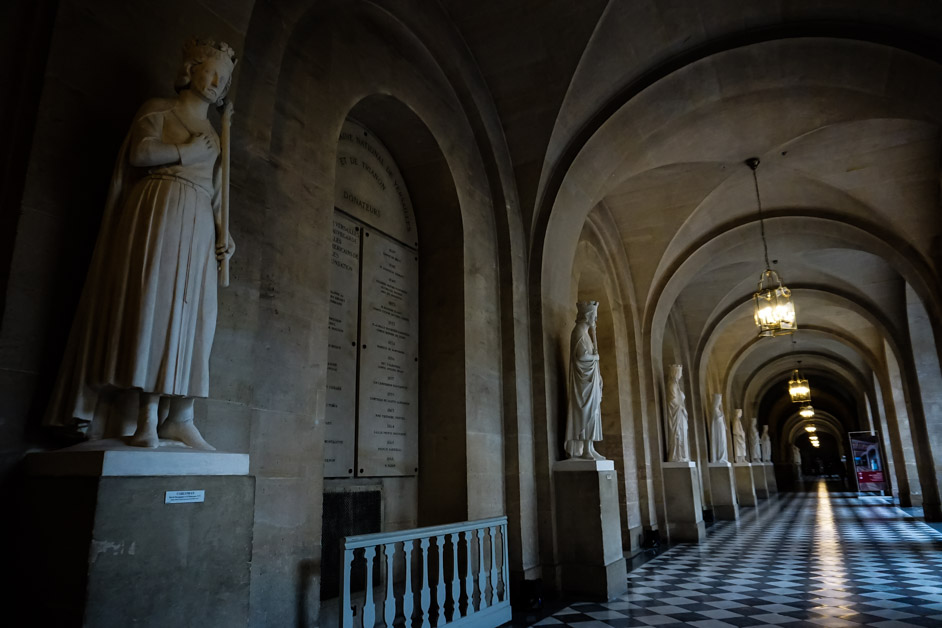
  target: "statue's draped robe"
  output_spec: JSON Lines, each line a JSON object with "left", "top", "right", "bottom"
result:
{"left": 748, "top": 418, "right": 762, "bottom": 462}
{"left": 732, "top": 416, "right": 748, "bottom": 463}
{"left": 565, "top": 324, "right": 602, "bottom": 457}
{"left": 45, "top": 99, "right": 220, "bottom": 433}
{"left": 761, "top": 431, "right": 772, "bottom": 462}
{"left": 666, "top": 378, "right": 689, "bottom": 462}
{"left": 710, "top": 403, "right": 728, "bottom": 463}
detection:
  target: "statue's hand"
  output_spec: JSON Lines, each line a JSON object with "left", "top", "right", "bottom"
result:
{"left": 179, "top": 132, "right": 217, "bottom": 164}
{"left": 216, "top": 233, "right": 235, "bottom": 262}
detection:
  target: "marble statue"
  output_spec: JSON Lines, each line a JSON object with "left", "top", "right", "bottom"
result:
{"left": 747, "top": 416, "right": 761, "bottom": 462}
{"left": 709, "top": 393, "right": 728, "bottom": 463}
{"left": 760, "top": 425, "right": 772, "bottom": 462}
{"left": 732, "top": 409, "right": 748, "bottom": 463}
{"left": 792, "top": 444, "right": 802, "bottom": 465}
{"left": 565, "top": 301, "right": 605, "bottom": 460}
{"left": 43, "top": 37, "right": 238, "bottom": 450}
{"left": 666, "top": 364, "right": 689, "bottom": 462}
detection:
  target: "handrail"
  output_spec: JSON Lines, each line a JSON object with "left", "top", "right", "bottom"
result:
{"left": 343, "top": 516, "right": 508, "bottom": 549}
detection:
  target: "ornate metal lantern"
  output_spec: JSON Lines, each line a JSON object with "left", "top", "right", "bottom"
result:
{"left": 799, "top": 404, "right": 815, "bottom": 418}
{"left": 746, "top": 158, "right": 797, "bottom": 338}
{"left": 788, "top": 368, "right": 811, "bottom": 403}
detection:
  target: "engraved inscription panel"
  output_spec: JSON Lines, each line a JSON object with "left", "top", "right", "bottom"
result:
{"left": 357, "top": 230, "right": 419, "bottom": 476}
{"left": 324, "top": 213, "right": 360, "bottom": 477}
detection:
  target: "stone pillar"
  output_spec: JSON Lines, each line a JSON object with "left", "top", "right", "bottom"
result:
{"left": 554, "top": 460, "right": 627, "bottom": 601}
{"left": 21, "top": 442, "right": 254, "bottom": 628}
{"left": 763, "top": 462, "right": 778, "bottom": 493}
{"left": 708, "top": 462, "right": 739, "bottom": 520}
{"left": 662, "top": 461, "right": 707, "bottom": 542}
{"left": 734, "top": 463, "right": 757, "bottom": 506}
{"left": 752, "top": 463, "right": 769, "bottom": 499}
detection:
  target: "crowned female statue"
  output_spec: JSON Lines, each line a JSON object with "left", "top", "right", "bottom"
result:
{"left": 666, "top": 364, "right": 689, "bottom": 462}
{"left": 709, "top": 393, "right": 728, "bottom": 463}
{"left": 565, "top": 301, "right": 605, "bottom": 460}
{"left": 44, "top": 38, "right": 237, "bottom": 450}
{"left": 732, "top": 409, "right": 748, "bottom": 463}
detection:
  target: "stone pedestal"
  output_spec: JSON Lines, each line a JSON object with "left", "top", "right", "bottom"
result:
{"left": 734, "top": 463, "right": 757, "bottom": 506}
{"left": 752, "top": 463, "right": 769, "bottom": 499}
{"left": 662, "top": 461, "right": 707, "bottom": 542}
{"left": 708, "top": 462, "right": 739, "bottom": 520}
{"left": 554, "top": 459, "right": 627, "bottom": 601}
{"left": 763, "top": 462, "right": 778, "bottom": 493}
{"left": 21, "top": 441, "right": 254, "bottom": 628}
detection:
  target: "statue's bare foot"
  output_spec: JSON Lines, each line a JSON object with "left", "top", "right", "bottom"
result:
{"left": 130, "top": 396, "right": 160, "bottom": 448}
{"left": 158, "top": 421, "right": 216, "bottom": 451}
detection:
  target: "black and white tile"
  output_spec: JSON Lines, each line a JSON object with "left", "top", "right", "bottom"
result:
{"left": 531, "top": 483, "right": 942, "bottom": 627}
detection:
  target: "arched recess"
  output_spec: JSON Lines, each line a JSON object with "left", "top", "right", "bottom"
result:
{"left": 234, "top": 1, "right": 516, "bottom": 623}
{"left": 570, "top": 203, "right": 651, "bottom": 552}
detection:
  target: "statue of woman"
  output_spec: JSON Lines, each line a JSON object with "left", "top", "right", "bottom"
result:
{"left": 792, "top": 444, "right": 802, "bottom": 466}
{"left": 748, "top": 416, "right": 762, "bottom": 462}
{"left": 732, "top": 409, "right": 748, "bottom": 463}
{"left": 709, "top": 393, "right": 728, "bottom": 463}
{"left": 665, "top": 364, "right": 689, "bottom": 462}
{"left": 760, "top": 425, "right": 772, "bottom": 462}
{"left": 565, "top": 301, "right": 605, "bottom": 460}
{"left": 43, "top": 38, "right": 237, "bottom": 450}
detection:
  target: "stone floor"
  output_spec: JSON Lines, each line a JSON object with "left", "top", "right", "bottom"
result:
{"left": 525, "top": 482, "right": 942, "bottom": 627}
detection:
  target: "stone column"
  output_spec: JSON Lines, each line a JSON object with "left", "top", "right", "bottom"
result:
{"left": 708, "top": 461, "right": 739, "bottom": 520}
{"left": 733, "top": 463, "right": 757, "bottom": 506}
{"left": 553, "top": 459, "right": 627, "bottom": 601}
{"left": 662, "top": 461, "right": 706, "bottom": 542}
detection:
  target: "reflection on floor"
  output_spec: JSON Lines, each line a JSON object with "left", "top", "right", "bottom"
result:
{"left": 528, "top": 482, "right": 942, "bottom": 627}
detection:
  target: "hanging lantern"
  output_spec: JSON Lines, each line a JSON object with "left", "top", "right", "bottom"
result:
{"left": 788, "top": 368, "right": 811, "bottom": 402}
{"left": 799, "top": 404, "right": 815, "bottom": 418}
{"left": 804, "top": 424, "right": 817, "bottom": 433}
{"left": 745, "top": 158, "right": 797, "bottom": 338}
{"left": 754, "top": 270, "right": 797, "bottom": 337}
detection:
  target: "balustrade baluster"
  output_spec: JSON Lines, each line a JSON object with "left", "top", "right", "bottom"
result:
{"left": 419, "top": 537, "right": 431, "bottom": 628}
{"left": 448, "top": 532, "right": 459, "bottom": 620}
{"left": 402, "top": 541, "right": 414, "bottom": 628}
{"left": 341, "top": 548, "right": 355, "bottom": 628}
{"left": 500, "top": 523, "right": 510, "bottom": 602}
{"left": 488, "top": 526, "right": 498, "bottom": 606}
{"left": 463, "top": 531, "right": 474, "bottom": 617}
{"left": 383, "top": 543, "right": 396, "bottom": 627}
{"left": 434, "top": 536, "right": 445, "bottom": 625}
{"left": 476, "top": 528, "right": 486, "bottom": 610}
{"left": 364, "top": 546, "right": 377, "bottom": 628}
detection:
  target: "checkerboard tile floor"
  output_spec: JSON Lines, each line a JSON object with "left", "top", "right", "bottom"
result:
{"left": 531, "top": 483, "right": 942, "bottom": 627}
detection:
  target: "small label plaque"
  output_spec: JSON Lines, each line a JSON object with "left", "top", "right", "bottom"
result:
{"left": 165, "top": 490, "right": 205, "bottom": 504}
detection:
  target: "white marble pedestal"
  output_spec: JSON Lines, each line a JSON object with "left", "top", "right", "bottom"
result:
{"left": 21, "top": 440, "right": 254, "bottom": 628}
{"left": 708, "top": 461, "right": 740, "bottom": 520}
{"left": 763, "top": 462, "right": 779, "bottom": 493}
{"left": 752, "top": 462, "right": 769, "bottom": 499}
{"left": 662, "top": 461, "right": 707, "bottom": 542}
{"left": 554, "top": 459, "right": 628, "bottom": 601}
{"left": 734, "top": 462, "right": 758, "bottom": 506}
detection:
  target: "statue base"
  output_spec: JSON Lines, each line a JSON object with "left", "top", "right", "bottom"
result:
{"left": 733, "top": 463, "right": 758, "bottom": 506}
{"left": 752, "top": 462, "right": 770, "bottom": 499}
{"left": 707, "top": 462, "right": 739, "bottom": 520}
{"left": 553, "top": 459, "right": 627, "bottom": 601}
{"left": 662, "top": 461, "right": 706, "bottom": 542}
{"left": 20, "top": 445, "right": 254, "bottom": 627}
{"left": 763, "top": 462, "right": 779, "bottom": 493}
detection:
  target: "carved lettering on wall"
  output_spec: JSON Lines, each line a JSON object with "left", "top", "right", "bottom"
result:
{"left": 324, "top": 214, "right": 360, "bottom": 477}
{"left": 357, "top": 230, "right": 419, "bottom": 476}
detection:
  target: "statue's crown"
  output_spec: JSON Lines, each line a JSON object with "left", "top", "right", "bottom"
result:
{"left": 576, "top": 300, "right": 599, "bottom": 316}
{"left": 183, "top": 37, "right": 237, "bottom": 69}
